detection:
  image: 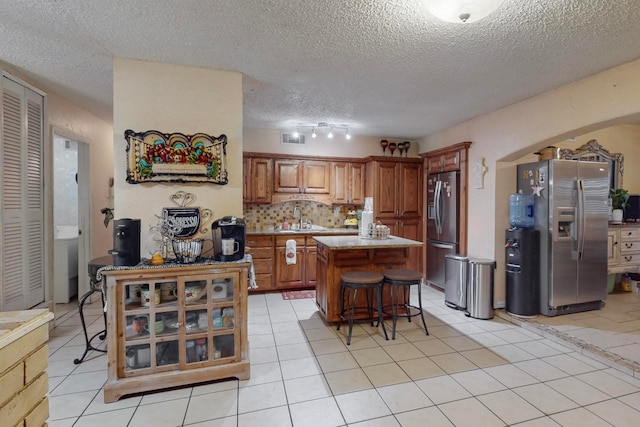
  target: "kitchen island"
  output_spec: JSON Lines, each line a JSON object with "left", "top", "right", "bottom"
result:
{"left": 313, "top": 235, "right": 423, "bottom": 322}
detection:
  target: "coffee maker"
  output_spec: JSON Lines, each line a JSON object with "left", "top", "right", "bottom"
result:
{"left": 110, "top": 218, "right": 141, "bottom": 266}
{"left": 212, "top": 216, "right": 246, "bottom": 262}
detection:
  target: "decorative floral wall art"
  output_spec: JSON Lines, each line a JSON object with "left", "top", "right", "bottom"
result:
{"left": 124, "top": 129, "right": 228, "bottom": 184}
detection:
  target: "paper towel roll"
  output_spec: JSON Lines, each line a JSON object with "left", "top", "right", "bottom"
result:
{"left": 360, "top": 211, "right": 374, "bottom": 238}
{"left": 364, "top": 197, "right": 374, "bottom": 212}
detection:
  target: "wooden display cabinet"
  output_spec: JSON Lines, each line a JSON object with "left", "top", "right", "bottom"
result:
{"left": 103, "top": 263, "right": 250, "bottom": 402}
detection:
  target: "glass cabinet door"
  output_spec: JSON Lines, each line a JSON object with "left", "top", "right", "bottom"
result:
{"left": 121, "top": 278, "right": 179, "bottom": 375}
{"left": 179, "top": 271, "right": 240, "bottom": 368}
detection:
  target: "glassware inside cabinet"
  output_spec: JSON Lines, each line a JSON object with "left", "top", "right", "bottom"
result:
{"left": 183, "top": 279, "right": 207, "bottom": 305}
{"left": 211, "top": 277, "right": 234, "bottom": 302}
{"left": 212, "top": 334, "right": 235, "bottom": 360}
{"left": 124, "top": 282, "right": 144, "bottom": 308}
{"left": 140, "top": 283, "right": 161, "bottom": 308}
{"left": 185, "top": 338, "right": 209, "bottom": 363}
{"left": 212, "top": 306, "right": 235, "bottom": 329}
{"left": 156, "top": 340, "right": 179, "bottom": 366}
{"left": 157, "top": 310, "right": 179, "bottom": 337}
{"left": 158, "top": 281, "right": 178, "bottom": 304}
{"left": 125, "top": 314, "right": 149, "bottom": 340}
{"left": 125, "top": 343, "right": 151, "bottom": 371}
{"left": 185, "top": 309, "right": 208, "bottom": 334}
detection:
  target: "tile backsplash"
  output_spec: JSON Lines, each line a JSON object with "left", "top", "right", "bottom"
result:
{"left": 243, "top": 201, "right": 361, "bottom": 230}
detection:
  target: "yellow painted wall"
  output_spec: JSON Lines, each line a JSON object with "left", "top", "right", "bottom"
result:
{"left": 113, "top": 58, "right": 243, "bottom": 256}
{"left": 419, "top": 58, "right": 640, "bottom": 307}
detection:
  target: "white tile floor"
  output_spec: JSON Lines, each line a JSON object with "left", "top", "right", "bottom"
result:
{"left": 47, "top": 287, "right": 640, "bottom": 426}
{"left": 523, "top": 290, "right": 640, "bottom": 373}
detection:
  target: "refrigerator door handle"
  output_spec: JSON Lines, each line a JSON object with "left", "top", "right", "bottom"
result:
{"left": 434, "top": 180, "right": 442, "bottom": 235}
{"left": 577, "top": 179, "right": 586, "bottom": 260}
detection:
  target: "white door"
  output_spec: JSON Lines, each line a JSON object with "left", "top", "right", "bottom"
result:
{"left": 1, "top": 74, "right": 45, "bottom": 311}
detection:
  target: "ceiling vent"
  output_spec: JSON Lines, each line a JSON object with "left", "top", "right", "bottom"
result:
{"left": 281, "top": 133, "right": 306, "bottom": 145}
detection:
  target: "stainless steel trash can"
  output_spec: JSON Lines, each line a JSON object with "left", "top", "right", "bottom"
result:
{"left": 465, "top": 258, "right": 496, "bottom": 320}
{"left": 444, "top": 254, "right": 469, "bottom": 310}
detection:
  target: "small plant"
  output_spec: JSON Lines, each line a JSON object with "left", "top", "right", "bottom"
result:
{"left": 610, "top": 188, "right": 629, "bottom": 210}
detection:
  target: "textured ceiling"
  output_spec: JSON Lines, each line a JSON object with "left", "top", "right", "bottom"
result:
{"left": 1, "top": 0, "right": 640, "bottom": 139}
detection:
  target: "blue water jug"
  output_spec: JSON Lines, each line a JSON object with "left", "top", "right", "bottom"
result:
{"left": 509, "top": 194, "right": 535, "bottom": 228}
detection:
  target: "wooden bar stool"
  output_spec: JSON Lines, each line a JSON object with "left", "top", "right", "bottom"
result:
{"left": 337, "top": 271, "right": 388, "bottom": 345}
{"left": 382, "top": 269, "right": 429, "bottom": 340}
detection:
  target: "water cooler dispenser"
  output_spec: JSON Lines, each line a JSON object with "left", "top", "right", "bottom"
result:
{"left": 110, "top": 218, "right": 141, "bottom": 266}
{"left": 505, "top": 227, "right": 540, "bottom": 317}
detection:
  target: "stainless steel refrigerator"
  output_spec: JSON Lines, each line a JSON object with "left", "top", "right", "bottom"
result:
{"left": 426, "top": 171, "right": 460, "bottom": 291}
{"left": 516, "top": 159, "right": 609, "bottom": 316}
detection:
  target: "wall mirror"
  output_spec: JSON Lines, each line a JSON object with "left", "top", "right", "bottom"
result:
{"left": 559, "top": 139, "right": 624, "bottom": 189}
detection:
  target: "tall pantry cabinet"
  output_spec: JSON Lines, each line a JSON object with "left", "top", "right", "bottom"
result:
{"left": 366, "top": 157, "right": 423, "bottom": 271}
{"left": 1, "top": 74, "right": 45, "bottom": 311}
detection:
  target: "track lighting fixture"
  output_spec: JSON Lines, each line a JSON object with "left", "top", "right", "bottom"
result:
{"left": 289, "top": 122, "right": 351, "bottom": 140}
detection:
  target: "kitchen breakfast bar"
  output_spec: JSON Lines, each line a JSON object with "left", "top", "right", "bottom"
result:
{"left": 313, "top": 235, "right": 423, "bottom": 322}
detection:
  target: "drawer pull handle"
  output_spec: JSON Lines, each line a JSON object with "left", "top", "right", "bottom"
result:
{"left": 625, "top": 256, "right": 633, "bottom": 262}
{"left": 626, "top": 243, "right": 634, "bottom": 249}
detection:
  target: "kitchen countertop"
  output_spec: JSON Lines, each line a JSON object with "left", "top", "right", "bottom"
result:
{"left": 247, "top": 227, "right": 359, "bottom": 236}
{"left": 313, "top": 235, "right": 423, "bottom": 249}
{"left": 0, "top": 309, "right": 54, "bottom": 349}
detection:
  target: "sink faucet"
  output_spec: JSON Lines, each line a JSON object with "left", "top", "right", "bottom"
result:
{"left": 293, "top": 205, "right": 303, "bottom": 229}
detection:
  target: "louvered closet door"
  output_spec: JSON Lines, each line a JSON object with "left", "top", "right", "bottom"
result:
{"left": 1, "top": 76, "right": 45, "bottom": 311}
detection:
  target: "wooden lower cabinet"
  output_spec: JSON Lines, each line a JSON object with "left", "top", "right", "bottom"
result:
{"left": 376, "top": 218, "right": 423, "bottom": 272}
{"left": 275, "top": 236, "right": 306, "bottom": 288}
{"left": 103, "top": 263, "right": 250, "bottom": 402}
{"left": 248, "top": 232, "right": 359, "bottom": 291}
{"left": 247, "top": 235, "right": 275, "bottom": 291}
{"left": 306, "top": 244, "right": 318, "bottom": 287}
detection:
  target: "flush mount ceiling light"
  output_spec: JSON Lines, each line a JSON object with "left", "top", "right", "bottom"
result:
{"left": 292, "top": 122, "right": 351, "bottom": 140}
{"left": 424, "top": 0, "right": 504, "bottom": 23}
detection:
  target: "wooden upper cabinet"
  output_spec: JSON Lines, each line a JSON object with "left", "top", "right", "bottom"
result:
{"left": 375, "top": 162, "right": 400, "bottom": 218}
{"left": 399, "top": 162, "right": 422, "bottom": 217}
{"left": 442, "top": 151, "right": 460, "bottom": 172}
{"left": 367, "top": 159, "right": 422, "bottom": 219}
{"left": 273, "top": 160, "right": 330, "bottom": 194}
{"left": 331, "top": 162, "right": 365, "bottom": 205}
{"left": 427, "top": 150, "right": 460, "bottom": 174}
{"left": 243, "top": 157, "right": 272, "bottom": 204}
{"left": 303, "top": 161, "right": 331, "bottom": 194}
{"left": 274, "top": 160, "right": 302, "bottom": 193}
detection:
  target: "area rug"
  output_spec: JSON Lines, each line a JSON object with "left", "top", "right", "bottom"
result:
{"left": 282, "top": 289, "right": 316, "bottom": 300}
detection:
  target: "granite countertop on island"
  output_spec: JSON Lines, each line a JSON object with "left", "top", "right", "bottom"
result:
{"left": 313, "top": 235, "right": 423, "bottom": 249}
